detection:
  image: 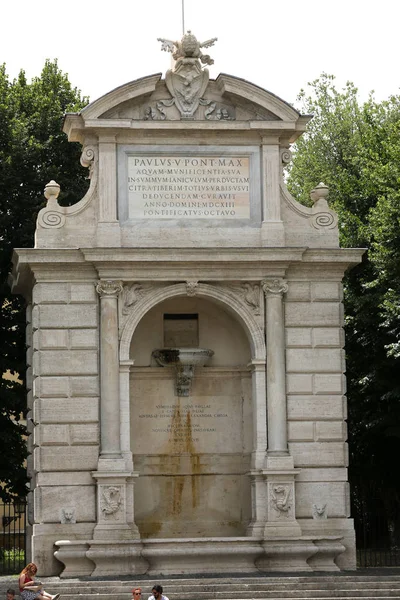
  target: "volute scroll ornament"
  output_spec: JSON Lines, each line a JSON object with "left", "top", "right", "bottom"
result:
{"left": 280, "top": 148, "right": 292, "bottom": 166}
{"left": 80, "top": 145, "right": 98, "bottom": 179}
{"left": 96, "top": 280, "right": 123, "bottom": 298}
{"left": 261, "top": 279, "right": 288, "bottom": 297}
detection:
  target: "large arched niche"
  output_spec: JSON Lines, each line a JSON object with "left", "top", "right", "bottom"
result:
{"left": 127, "top": 290, "right": 258, "bottom": 539}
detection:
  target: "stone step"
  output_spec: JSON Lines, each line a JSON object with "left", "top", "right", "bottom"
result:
{"left": 43, "top": 577, "right": 400, "bottom": 587}
{"left": 50, "top": 597, "right": 400, "bottom": 600}
{"left": 57, "top": 592, "right": 400, "bottom": 600}
{"left": 43, "top": 583, "right": 400, "bottom": 593}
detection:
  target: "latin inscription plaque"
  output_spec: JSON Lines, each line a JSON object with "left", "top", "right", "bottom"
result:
{"left": 127, "top": 155, "right": 250, "bottom": 219}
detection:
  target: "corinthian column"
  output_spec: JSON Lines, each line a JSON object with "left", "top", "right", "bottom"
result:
{"left": 261, "top": 278, "right": 289, "bottom": 457}
{"left": 96, "top": 279, "right": 123, "bottom": 461}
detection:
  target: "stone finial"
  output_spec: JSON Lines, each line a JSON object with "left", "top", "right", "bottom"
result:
{"left": 44, "top": 180, "right": 61, "bottom": 205}
{"left": 310, "top": 182, "right": 329, "bottom": 205}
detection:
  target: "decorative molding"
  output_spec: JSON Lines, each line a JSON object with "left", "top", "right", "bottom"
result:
{"left": 199, "top": 99, "right": 235, "bottom": 121}
{"left": 96, "top": 280, "right": 123, "bottom": 298}
{"left": 121, "top": 283, "right": 146, "bottom": 314}
{"left": 120, "top": 282, "right": 265, "bottom": 362}
{"left": 119, "top": 283, "right": 165, "bottom": 332}
{"left": 312, "top": 503, "right": 328, "bottom": 520}
{"left": 270, "top": 484, "right": 291, "bottom": 518}
{"left": 100, "top": 485, "right": 122, "bottom": 517}
{"left": 60, "top": 507, "right": 76, "bottom": 524}
{"left": 223, "top": 283, "right": 261, "bottom": 315}
{"left": 144, "top": 98, "right": 176, "bottom": 121}
{"left": 261, "top": 279, "right": 288, "bottom": 297}
{"left": 186, "top": 280, "right": 199, "bottom": 296}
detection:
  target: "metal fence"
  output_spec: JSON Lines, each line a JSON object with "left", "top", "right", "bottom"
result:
{"left": 0, "top": 501, "right": 26, "bottom": 574}
{"left": 353, "top": 484, "right": 400, "bottom": 567}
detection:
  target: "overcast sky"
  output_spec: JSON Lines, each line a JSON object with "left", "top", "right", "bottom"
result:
{"left": 1, "top": 0, "right": 398, "bottom": 108}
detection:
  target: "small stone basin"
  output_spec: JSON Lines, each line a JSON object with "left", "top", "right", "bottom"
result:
{"left": 152, "top": 347, "right": 214, "bottom": 367}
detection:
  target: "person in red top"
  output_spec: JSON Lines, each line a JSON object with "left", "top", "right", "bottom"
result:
{"left": 19, "top": 563, "right": 60, "bottom": 600}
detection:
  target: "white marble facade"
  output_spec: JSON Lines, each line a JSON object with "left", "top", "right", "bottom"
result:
{"left": 11, "top": 33, "right": 364, "bottom": 576}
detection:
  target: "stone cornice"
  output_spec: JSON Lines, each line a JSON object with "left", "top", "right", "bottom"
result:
{"left": 10, "top": 247, "right": 365, "bottom": 291}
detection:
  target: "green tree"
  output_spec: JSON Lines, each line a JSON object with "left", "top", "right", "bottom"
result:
{"left": 287, "top": 74, "right": 400, "bottom": 546}
{"left": 0, "top": 60, "right": 89, "bottom": 501}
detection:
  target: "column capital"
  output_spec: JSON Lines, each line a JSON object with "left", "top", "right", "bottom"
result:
{"left": 261, "top": 278, "right": 288, "bottom": 297}
{"left": 96, "top": 279, "right": 123, "bottom": 298}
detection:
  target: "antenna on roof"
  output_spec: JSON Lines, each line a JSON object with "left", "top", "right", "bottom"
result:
{"left": 182, "top": 0, "right": 185, "bottom": 35}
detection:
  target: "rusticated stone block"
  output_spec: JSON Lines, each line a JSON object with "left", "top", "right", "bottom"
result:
{"left": 40, "top": 446, "right": 99, "bottom": 471}
{"left": 311, "top": 282, "right": 341, "bottom": 301}
{"left": 38, "top": 350, "right": 98, "bottom": 376}
{"left": 40, "top": 485, "right": 96, "bottom": 522}
{"left": 38, "top": 305, "right": 97, "bottom": 328}
{"left": 285, "top": 282, "right": 310, "bottom": 301}
{"left": 287, "top": 395, "right": 345, "bottom": 420}
{"left": 285, "top": 302, "right": 340, "bottom": 327}
{"left": 288, "top": 421, "right": 314, "bottom": 441}
{"left": 39, "top": 398, "right": 99, "bottom": 424}
{"left": 295, "top": 481, "right": 348, "bottom": 517}
{"left": 314, "top": 373, "right": 344, "bottom": 394}
{"left": 315, "top": 421, "right": 347, "bottom": 441}
{"left": 286, "top": 348, "right": 342, "bottom": 372}
{"left": 69, "top": 283, "right": 97, "bottom": 303}
{"left": 35, "top": 376, "right": 69, "bottom": 397}
{"left": 40, "top": 424, "right": 69, "bottom": 445}
{"left": 285, "top": 328, "right": 312, "bottom": 347}
{"left": 39, "top": 329, "right": 69, "bottom": 349}
{"left": 70, "top": 424, "right": 99, "bottom": 445}
{"left": 70, "top": 376, "right": 99, "bottom": 396}
{"left": 289, "top": 442, "right": 347, "bottom": 467}
{"left": 70, "top": 329, "right": 98, "bottom": 349}
{"left": 34, "top": 283, "right": 68, "bottom": 304}
{"left": 286, "top": 374, "right": 313, "bottom": 394}
{"left": 313, "top": 327, "right": 343, "bottom": 347}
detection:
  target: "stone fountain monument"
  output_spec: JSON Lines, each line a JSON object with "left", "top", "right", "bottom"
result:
{"left": 10, "top": 31, "right": 363, "bottom": 576}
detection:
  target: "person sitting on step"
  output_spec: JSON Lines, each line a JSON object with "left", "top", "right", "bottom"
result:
{"left": 19, "top": 563, "right": 60, "bottom": 600}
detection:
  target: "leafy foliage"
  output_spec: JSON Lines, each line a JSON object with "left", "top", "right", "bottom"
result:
{"left": 0, "top": 60, "right": 89, "bottom": 501}
{"left": 287, "top": 74, "right": 400, "bottom": 545}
